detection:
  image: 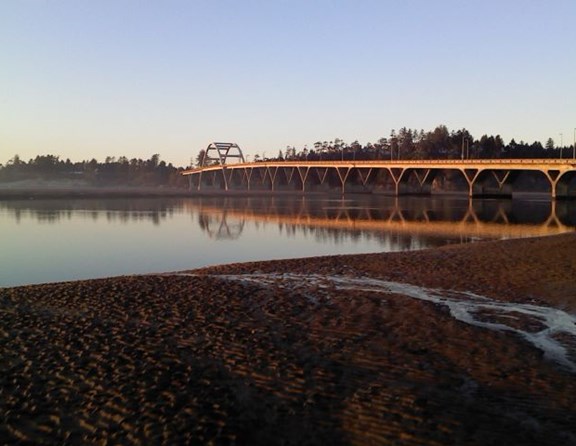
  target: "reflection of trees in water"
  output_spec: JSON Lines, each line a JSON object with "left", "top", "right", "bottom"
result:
{"left": 198, "top": 214, "right": 210, "bottom": 231}
{"left": 280, "top": 223, "right": 472, "bottom": 248}
{"left": 3, "top": 195, "right": 576, "bottom": 242}
{"left": 104, "top": 210, "right": 169, "bottom": 226}
{"left": 1, "top": 199, "right": 184, "bottom": 225}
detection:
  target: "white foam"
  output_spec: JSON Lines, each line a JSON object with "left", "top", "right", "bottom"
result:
{"left": 169, "top": 272, "right": 576, "bottom": 373}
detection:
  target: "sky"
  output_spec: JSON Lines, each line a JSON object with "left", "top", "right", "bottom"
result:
{"left": 1, "top": 0, "right": 575, "bottom": 167}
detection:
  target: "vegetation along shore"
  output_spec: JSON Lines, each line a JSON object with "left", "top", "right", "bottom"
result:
{"left": 1, "top": 233, "right": 576, "bottom": 444}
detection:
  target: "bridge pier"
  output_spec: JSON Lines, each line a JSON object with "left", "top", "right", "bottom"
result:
{"left": 467, "top": 169, "right": 517, "bottom": 198}
{"left": 184, "top": 157, "right": 576, "bottom": 200}
{"left": 551, "top": 170, "right": 576, "bottom": 199}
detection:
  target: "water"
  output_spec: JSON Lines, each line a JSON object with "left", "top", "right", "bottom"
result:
{"left": 1, "top": 195, "right": 575, "bottom": 287}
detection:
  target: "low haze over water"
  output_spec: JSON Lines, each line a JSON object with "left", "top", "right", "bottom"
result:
{"left": 1, "top": 196, "right": 575, "bottom": 287}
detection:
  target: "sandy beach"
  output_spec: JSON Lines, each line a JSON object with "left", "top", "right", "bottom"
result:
{"left": 1, "top": 233, "right": 576, "bottom": 444}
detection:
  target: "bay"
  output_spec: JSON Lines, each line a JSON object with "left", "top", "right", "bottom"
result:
{"left": 1, "top": 195, "right": 575, "bottom": 287}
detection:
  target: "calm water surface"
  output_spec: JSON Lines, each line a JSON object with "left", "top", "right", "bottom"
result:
{"left": 1, "top": 195, "right": 575, "bottom": 287}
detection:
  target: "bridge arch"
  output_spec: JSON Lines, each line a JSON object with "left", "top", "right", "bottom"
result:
{"left": 466, "top": 169, "right": 560, "bottom": 198}
{"left": 467, "top": 168, "right": 576, "bottom": 199}
{"left": 398, "top": 168, "right": 468, "bottom": 195}
{"left": 198, "top": 142, "right": 246, "bottom": 191}
{"left": 200, "top": 142, "right": 245, "bottom": 167}
{"left": 555, "top": 170, "right": 576, "bottom": 198}
{"left": 468, "top": 169, "right": 519, "bottom": 197}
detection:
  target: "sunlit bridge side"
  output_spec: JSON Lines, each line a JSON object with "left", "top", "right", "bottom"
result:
{"left": 183, "top": 154, "right": 576, "bottom": 199}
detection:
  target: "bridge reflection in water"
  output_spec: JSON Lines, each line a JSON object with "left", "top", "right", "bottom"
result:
{"left": 186, "top": 196, "right": 576, "bottom": 242}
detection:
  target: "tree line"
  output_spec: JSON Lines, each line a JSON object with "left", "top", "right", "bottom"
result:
{"left": 0, "top": 154, "right": 187, "bottom": 187}
{"left": 264, "top": 126, "right": 573, "bottom": 163}
{"left": 2, "top": 125, "right": 573, "bottom": 185}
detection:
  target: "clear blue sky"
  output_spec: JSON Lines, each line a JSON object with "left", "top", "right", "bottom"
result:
{"left": 1, "top": 0, "right": 575, "bottom": 167}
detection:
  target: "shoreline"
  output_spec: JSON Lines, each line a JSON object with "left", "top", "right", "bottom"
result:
{"left": 2, "top": 234, "right": 576, "bottom": 444}
{"left": 0, "top": 185, "right": 193, "bottom": 200}
{"left": 0, "top": 183, "right": 563, "bottom": 201}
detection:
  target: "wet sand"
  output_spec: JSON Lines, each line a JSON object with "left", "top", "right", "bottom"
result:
{"left": 1, "top": 233, "right": 576, "bottom": 445}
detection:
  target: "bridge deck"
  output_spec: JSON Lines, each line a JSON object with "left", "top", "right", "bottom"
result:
{"left": 182, "top": 159, "right": 576, "bottom": 198}
{"left": 183, "top": 159, "right": 576, "bottom": 173}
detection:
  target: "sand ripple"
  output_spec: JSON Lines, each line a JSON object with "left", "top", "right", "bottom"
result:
{"left": 2, "top": 233, "right": 576, "bottom": 445}
{"left": 191, "top": 273, "right": 576, "bottom": 373}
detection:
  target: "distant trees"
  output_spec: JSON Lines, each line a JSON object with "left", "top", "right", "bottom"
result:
{"left": 0, "top": 154, "right": 187, "bottom": 188}
{"left": 195, "top": 150, "right": 207, "bottom": 167}
{"left": 263, "top": 125, "right": 570, "bottom": 162}
{"left": 2, "top": 125, "right": 572, "bottom": 187}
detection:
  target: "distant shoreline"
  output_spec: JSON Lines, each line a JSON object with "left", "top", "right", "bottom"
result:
{"left": 0, "top": 186, "right": 192, "bottom": 200}
{"left": 0, "top": 184, "right": 557, "bottom": 201}
{"left": 0, "top": 187, "right": 357, "bottom": 200}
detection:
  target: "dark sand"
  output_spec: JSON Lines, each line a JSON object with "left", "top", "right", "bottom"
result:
{"left": 1, "top": 234, "right": 576, "bottom": 445}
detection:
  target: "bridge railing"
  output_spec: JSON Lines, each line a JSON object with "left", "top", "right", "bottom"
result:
{"left": 183, "top": 158, "right": 576, "bottom": 175}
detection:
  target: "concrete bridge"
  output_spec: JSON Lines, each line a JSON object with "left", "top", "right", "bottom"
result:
{"left": 183, "top": 143, "right": 576, "bottom": 198}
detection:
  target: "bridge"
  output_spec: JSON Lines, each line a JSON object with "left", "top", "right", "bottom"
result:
{"left": 183, "top": 142, "right": 576, "bottom": 198}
